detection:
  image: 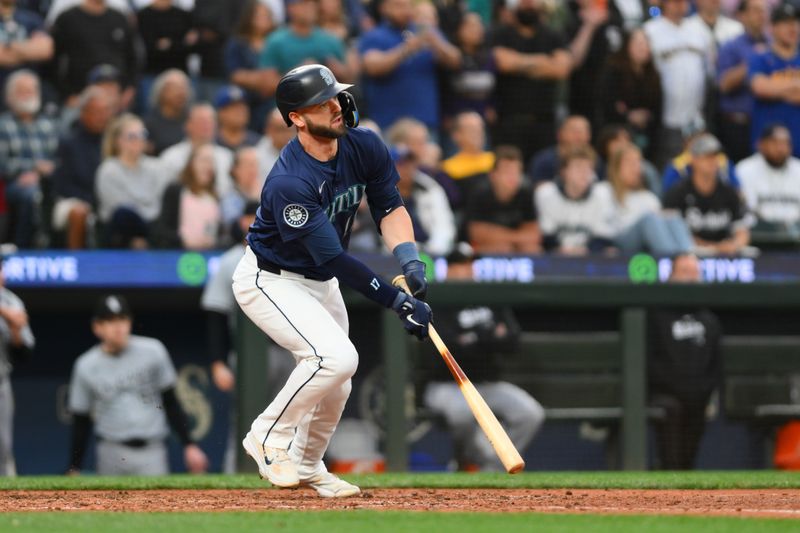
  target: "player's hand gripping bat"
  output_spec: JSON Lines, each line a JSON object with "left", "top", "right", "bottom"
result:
{"left": 392, "top": 275, "right": 525, "bottom": 474}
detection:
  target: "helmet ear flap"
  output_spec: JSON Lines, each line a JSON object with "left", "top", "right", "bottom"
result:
{"left": 337, "top": 91, "right": 359, "bottom": 128}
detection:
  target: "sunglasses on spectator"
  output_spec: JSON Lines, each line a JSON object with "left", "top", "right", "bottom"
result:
{"left": 123, "top": 129, "right": 149, "bottom": 140}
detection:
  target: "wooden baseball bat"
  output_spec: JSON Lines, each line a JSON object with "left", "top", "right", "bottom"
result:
{"left": 392, "top": 275, "right": 525, "bottom": 474}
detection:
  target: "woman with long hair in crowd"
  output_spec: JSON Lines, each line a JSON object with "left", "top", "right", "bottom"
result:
{"left": 599, "top": 143, "right": 694, "bottom": 256}
{"left": 443, "top": 12, "right": 496, "bottom": 129}
{"left": 156, "top": 143, "right": 221, "bottom": 250}
{"left": 597, "top": 29, "right": 662, "bottom": 161}
{"left": 224, "top": 0, "right": 277, "bottom": 132}
{"left": 95, "top": 113, "right": 165, "bottom": 249}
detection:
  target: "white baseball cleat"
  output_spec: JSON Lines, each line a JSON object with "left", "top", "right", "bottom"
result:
{"left": 241, "top": 432, "right": 299, "bottom": 488}
{"left": 301, "top": 472, "right": 361, "bottom": 498}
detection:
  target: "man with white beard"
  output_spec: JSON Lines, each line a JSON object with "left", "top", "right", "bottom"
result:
{"left": 0, "top": 70, "right": 59, "bottom": 247}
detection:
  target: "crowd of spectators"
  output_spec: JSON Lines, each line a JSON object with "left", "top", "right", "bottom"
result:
{"left": 0, "top": 0, "right": 798, "bottom": 257}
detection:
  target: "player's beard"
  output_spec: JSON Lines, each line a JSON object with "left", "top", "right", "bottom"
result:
{"left": 305, "top": 115, "right": 347, "bottom": 139}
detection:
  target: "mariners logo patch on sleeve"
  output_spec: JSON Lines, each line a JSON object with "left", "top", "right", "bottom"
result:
{"left": 283, "top": 204, "right": 309, "bottom": 227}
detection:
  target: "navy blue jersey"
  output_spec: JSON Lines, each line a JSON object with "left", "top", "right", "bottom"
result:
{"left": 247, "top": 127, "right": 403, "bottom": 279}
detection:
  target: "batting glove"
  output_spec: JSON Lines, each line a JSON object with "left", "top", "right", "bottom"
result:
{"left": 402, "top": 259, "right": 428, "bottom": 300}
{"left": 391, "top": 291, "right": 432, "bottom": 340}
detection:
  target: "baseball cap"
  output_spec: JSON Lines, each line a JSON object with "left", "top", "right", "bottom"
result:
{"left": 690, "top": 133, "right": 723, "bottom": 156}
{"left": 87, "top": 64, "right": 122, "bottom": 85}
{"left": 213, "top": 85, "right": 247, "bottom": 109}
{"left": 759, "top": 123, "right": 792, "bottom": 142}
{"left": 93, "top": 294, "right": 132, "bottom": 321}
{"left": 772, "top": 3, "right": 799, "bottom": 23}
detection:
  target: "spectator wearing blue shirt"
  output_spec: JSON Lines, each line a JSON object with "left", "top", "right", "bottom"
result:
{"left": 358, "top": 0, "right": 461, "bottom": 132}
{"left": 224, "top": 0, "right": 276, "bottom": 132}
{"left": 258, "top": 0, "right": 354, "bottom": 100}
{"left": 717, "top": 0, "right": 770, "bottom": 162}
{"left": 749, "top": 3, "right": 800, "bottom": 158}
{"left": 51, "top": 87, "right": 113, "bottom": 248}
{"left": 0, "top": 0, "right": 53, "bottom": 100}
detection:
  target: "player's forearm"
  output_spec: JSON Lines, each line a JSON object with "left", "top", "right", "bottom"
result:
{"left": 379, "top": 207, "right": 416, "bottom": 252}
{"left": 325, "top": 252, "right": 401, "bottom": 308}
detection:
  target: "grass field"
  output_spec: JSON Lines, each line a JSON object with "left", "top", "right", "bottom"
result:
{"left": 1, "top": 472, "right": 799, "bottom": 532}
{"left": 2, "top": 471, "right": 800, "bottom": 491}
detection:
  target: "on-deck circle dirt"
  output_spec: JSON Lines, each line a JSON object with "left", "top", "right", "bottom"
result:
{"left": 1, "top": 489, "right": 799, "bottom": 518}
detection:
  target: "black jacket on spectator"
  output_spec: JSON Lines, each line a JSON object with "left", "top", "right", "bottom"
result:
{"left": 192, "top": 0, "right": 245, "bottom": 78}
{"left": 50, "top": 6, "right": 139, "bottom": 98}
{"left": 596, "top": 53, "right": 662, "bottom": 159}
{"left": 662, "top": 177, "right": 748, "bottom": 243}
{"left": 565, "top": 3, "right": 620, "bottom": 127}
{"left": 489, "top": 23, "right": 567, "bottom": 160}
{"left": 51, "top": 121, "right": 102, "bottom": 204}
{"left": 137, "top": 5, "right": 195, "bottom": 74}
{"left": 155, "top": 182, "right": 184, "bottom": 248}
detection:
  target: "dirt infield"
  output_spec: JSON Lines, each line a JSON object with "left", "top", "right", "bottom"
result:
{"left": 2, "top": 489, "right": 800, "bottom": 517}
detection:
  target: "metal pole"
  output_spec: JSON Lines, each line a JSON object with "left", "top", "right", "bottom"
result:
{"left": 235, "top": 310, "right": 269, "bottom": 472}
{"left": 383, "top": 309, "right": 408, "bottom": 471}
{"left": 621, "top": 307, "right": 647, "bottom": 470}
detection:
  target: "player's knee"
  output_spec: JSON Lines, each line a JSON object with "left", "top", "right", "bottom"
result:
{"left": 513, "top": 395, "right": 545, "bottom": 436}
{"left": 325, "top": 344, "right": 359, "bottom": 380}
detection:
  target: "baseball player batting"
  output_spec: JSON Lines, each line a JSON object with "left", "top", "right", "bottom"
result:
{"left": 232, "top": 65, "right": 432, "bottom": 498}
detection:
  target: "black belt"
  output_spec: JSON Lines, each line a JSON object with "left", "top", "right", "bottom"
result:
{"left": 98, "top": 437, "right": 153, "bottom": 448}
{"left": 721, "top": 112, "right": 750, "bottom": 125}
{"left": 257, "top": 258, "right": 328, "bottom": 281}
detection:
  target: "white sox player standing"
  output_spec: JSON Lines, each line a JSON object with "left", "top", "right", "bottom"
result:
{"left": 232, "top": 65, "right": 431, "bottom": 497}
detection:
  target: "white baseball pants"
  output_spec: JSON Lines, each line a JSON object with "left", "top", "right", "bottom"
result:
{"left": 232, "top": 247, "right": 357, "bottom": 480}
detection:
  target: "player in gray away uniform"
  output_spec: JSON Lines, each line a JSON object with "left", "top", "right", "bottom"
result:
{"left": 0, "top": 260, "right": 35, "bottom": 476}
{"left": 67, "top": 295, "right": 209, "bottom": 475}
